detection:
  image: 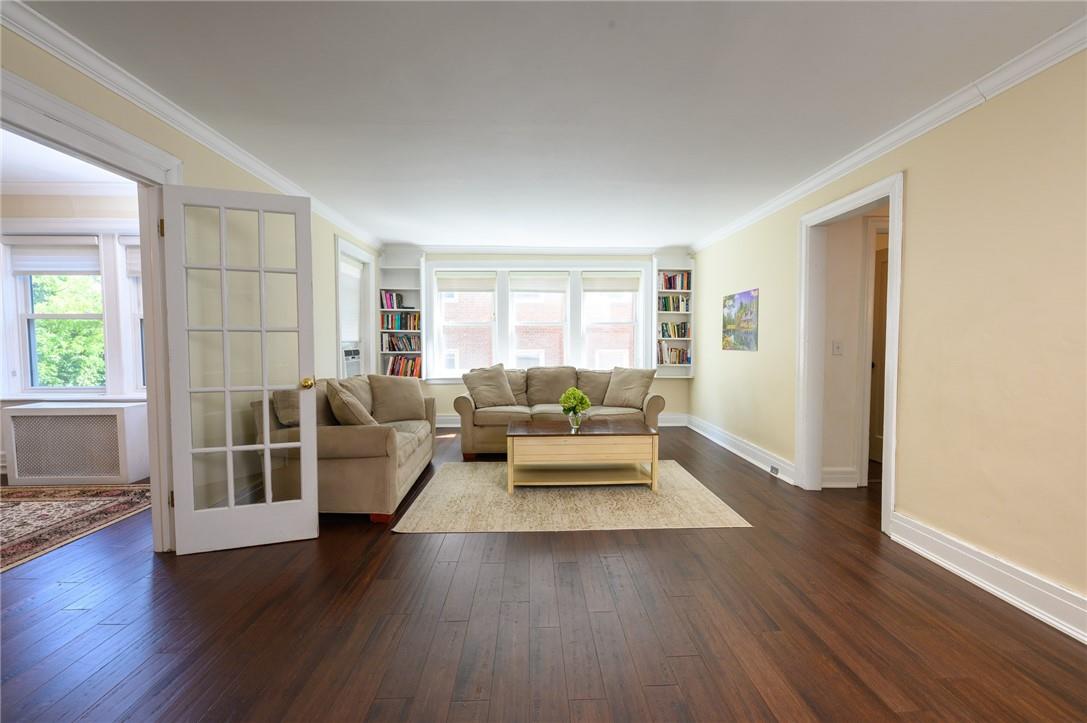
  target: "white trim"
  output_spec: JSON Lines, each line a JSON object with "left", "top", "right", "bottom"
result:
{"left": 1, "top": 218, "right": 138, "bottom": 235}
{"left": 0, "top": 2, "right": 377, "bottom": 248}
{"left": 820, "top": 466, "right": 861, "bottom": 488}
{"left": 796, "top": 173, "right": 902, "bottom": 536}
{"left": 694, "top": 17, "right": 1087, "bottom": 250}
{"left": 436, "top": 413, "right": 460, "bottom": 428}
{"left": 888, "top": 512, "right": 1087, "bottom": 645}
{"left": 1, "top": 70, "right": 181, "bottom": 185}
{"left": 687, "top": 415, "right": 797, "bottom": 485}
{"left": 335, "top": 236, "right": 376, "bottom": 377}
{"left": 657, "top": 412, "right": 689, "bottom": 427}
{"left": 1, "top": 181, "right": 136, "bottom": 196}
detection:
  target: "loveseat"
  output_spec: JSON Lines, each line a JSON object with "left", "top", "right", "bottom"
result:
{"left": 454, "top": 365, "right": 664, "bottom": 458}
{"left": 259, "top": 376, "right": 435, "bottom": 521}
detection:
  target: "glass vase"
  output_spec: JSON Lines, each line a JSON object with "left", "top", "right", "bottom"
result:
{"left": 567, "top": 411, "right": 583, "bottom": 430}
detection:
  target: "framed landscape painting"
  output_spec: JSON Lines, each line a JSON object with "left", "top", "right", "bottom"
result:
{"left": 723, "top": 288, "right": 759, "bottom": 351}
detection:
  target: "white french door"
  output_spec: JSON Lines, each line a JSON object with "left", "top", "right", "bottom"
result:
{"left": 163, "top": 185, "right": 317, "bottom": 554}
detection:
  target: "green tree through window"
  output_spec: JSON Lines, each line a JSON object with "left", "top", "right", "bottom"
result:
{"left": 27, "top": 275, "right": 106, "bottom": 387}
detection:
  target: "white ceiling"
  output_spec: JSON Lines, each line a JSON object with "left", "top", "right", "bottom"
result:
{"left": 27, "top": 2, "right": 1085, "bottom": 249}
{"left": 1, "top": 128, "right": 136, "bottom": 194}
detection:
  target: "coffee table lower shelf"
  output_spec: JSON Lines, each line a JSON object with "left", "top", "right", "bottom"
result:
{"left": 505, "top": 430, "right": 659, "bottom": 494}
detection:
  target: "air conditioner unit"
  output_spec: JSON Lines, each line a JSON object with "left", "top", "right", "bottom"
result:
{"left": 1, "top": 402, "right": 149, "bottom": 485}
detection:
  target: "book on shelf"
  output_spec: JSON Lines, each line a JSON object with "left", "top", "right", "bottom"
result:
{"left": 658, "top": 295, "right": 691, "bottom": 312}
{"left": 380, "top": 312, "right": 420, "bottom": 331}
{"left": 659, "top": 321, "right": 690, "bottom": 338}
{"left": 658, "top": 270, "right": 691, "bottom": 291}
{"left": 380, "top": 332, "right": 421, "bottom": 352}
{"left": 379, "top": 290, "right": 417, "bottom": 310}
{"left": 385, "top": 354, "right": 422, "bottom": 377}
{"left": 657, "top": 341, "right": 691, "bottom": 365}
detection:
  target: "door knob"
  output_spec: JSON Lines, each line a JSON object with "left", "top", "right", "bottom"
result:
{"left": 300, "top": 377, "right": 315, "bottom": 389}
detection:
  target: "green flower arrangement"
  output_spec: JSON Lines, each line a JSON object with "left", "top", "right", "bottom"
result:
{"left": 560, "top": 387, "right": 591, "bottom": 429}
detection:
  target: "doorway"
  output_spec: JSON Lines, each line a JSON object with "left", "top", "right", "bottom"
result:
{"left": 795, "top": 173, "right": 903, "bottom": 532}
{"left": 336, "top": 236, "right": 376, "bottom": 377}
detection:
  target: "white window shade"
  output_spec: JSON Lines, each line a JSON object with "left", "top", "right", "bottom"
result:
{"left": 509, "top": 271, "right": 569, "bottom": 292}
{"left": 582, "top": 270, "right": 641, "bottom": 292}
{"left": 125, "top": 246, "right": 142, "bottom": 277}
{"left": 436, "top": 270, "right": 496, "bottom": 292}
{"left": 10, "top": 245, "right": 101, "bottom": 275}
{"left": 339, "top": 258, "right": 363, "bottom": 342}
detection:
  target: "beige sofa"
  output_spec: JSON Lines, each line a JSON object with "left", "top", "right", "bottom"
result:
{"left": 259, "top": 378, "right": 435, "bottom": 521}
{"left": 455, "top": 366, "right": 664, "bottom": 458}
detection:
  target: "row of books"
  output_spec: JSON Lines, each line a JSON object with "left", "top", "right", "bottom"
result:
{"left": 380, "top": 312, "right": 420, "bottom": 330}
{"left": 381, "top": 333, "right": 421, "bottom": 352}
{"left": 379, "top": 290, "right": 416, "bottom": 310}
{"left": 659, "top": 321, "right": 690, "bottom": 338}
{"left": 385, "top": 355, "right": 422, "bottom": 377}
{"left": 657, "top": 342, "right": 691, "bottom": 365}
{"left": 658, "top": 271, "right": 691, "bottom": 291}
{"left": 658, "top": 295, "right": 691, "bottom": 312}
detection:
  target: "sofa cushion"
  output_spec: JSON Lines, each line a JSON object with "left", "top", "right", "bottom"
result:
{"left": 585, "top": 406, "right": 644, "bottom": 420}
{"left": 526, "top": 366, "right": 577, "bottom": 406}
{"left": 474, "top": 405, "right": 532, "bottom": 427}
{"left": 326, "top": 379, "right": 378, "bottom": 426}
{"left": 576, "top": 369, "right": 612, "bottom": 406}
{"left": 272, "top": 390, "right": 300, "bottom": 427}
{"left": 463, "top": 364, "right": 517, "bottom": 408}
{"left": 395, "top": 431, "right": 423, "bottom": 465}
{"left": 385, "top": 419, "right": 430, "bottom": 452}
{"left": 603, "top": 367, "right": 656, "bottom": 409}
{"left": 529, "top": 403, "right": 568, "bottom": 421}
{"left": 368, "top": 375, "right": 426, "bottom": 422}
{"left": 339, "top": 375, "right": 373, "bottom": 412}
{"left": 506, "top": 369, "right": 529, "bottom": 406}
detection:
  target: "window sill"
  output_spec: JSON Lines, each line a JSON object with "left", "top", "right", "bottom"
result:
{"left": 2, "top": 392, "right": 148, "bottom": 403}
{"left": 422, "top": 378, "right": 467, "bottom": 385}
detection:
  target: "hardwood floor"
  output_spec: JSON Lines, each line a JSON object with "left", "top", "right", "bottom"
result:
{"left": 2, "top": 428, "right": 1084, "bottom": 721}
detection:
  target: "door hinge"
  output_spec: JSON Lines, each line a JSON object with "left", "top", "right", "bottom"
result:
{"left": 158, "top": 218, "right": 165, "bottom": 237}
{"left": 168, "top": 490, "right": 175, "bottom": 508}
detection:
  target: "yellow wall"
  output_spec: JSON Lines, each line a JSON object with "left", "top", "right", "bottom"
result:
{"left": 0, "top": 194, "right": 138, "bottom": 218}
{"left": 692, "top": 52, "right": 1087, "bottom": 593}
{"left": 1, "top": 27, "right": 378, "bottom": 382}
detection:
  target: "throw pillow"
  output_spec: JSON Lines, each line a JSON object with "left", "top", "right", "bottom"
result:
{"left": 339, "top": 375, "right": 374, "bottom": 412}
{"left": 506, "top": 368, "right": 529, "bottom": 406}
{"left": 602, "top": 367, "right": 656, "bottom": 409}
{"left": 326, "top": 379, "right": 378, "bottom": 426}
{"left": 464, "top": 364, "right": 517, "bottom": 408}
{"left": 526, "top": 366, "right": 577, "bottom": 405}
{"left": 272, "top": 390, "right": 300, "bottom": 426}
{"left": 368, "top": 374, "right": 427, "bottom": 422}
{"left": 576, "top": 369, "right": 612, "bottom": 406}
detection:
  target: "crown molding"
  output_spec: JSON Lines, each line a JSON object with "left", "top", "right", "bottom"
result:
{"left": 694, "top": 16, "right": 1087, "bottom": 251}
{"left": 0, "top": 1, "right": 379, "bottom": 247}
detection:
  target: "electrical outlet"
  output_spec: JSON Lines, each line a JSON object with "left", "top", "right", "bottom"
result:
{"left": 831, "top": 340, "right": 844, "bottom": 356}
{"left": 770, "top": 465, "right": 780, "bottom": 475}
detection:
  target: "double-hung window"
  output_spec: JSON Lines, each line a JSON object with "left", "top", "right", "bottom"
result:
{"left": 11, "top": 242, "right": 106, "bottom": 389}
{"left": 434, "top": 271, "right": 497, "bottom": 376}
{"left": 509, "top": 271, "right": 568, "bottom": 367}
{"left": 124, "top": 240, "right": 146, "bottom": 388}
{"left": 581, "top": 271, "right": 640, "bottom": 369}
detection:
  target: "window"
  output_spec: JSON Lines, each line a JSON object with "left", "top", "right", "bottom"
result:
{"left": 434, "top": 271, "right": 497, "bottom": 375}
{"left": 509, "top": 271, "right": 568, "bottom": 367}
{"left": 9, "top": 243, "right": 105, "bottom": 389}
{"left": 3, "top": 233, "right": 148, "bottom": 396}
{"left": 581, "top": 271, "right": 640, "bottom": 370}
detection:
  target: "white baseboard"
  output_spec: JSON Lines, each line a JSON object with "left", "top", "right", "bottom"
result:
{"left": 888, "top": 512, "right": 1087, "bottom": 645}
{"left": 821, "top": 466, "right": 862, "bottom": 488}
{"left": 436, "top": 414, "right": 459, "bottom": 428}
{"left": 658, "top": 413, "right": 689, "bottom": 427}
{"left": 686, "top": 415, "right": 796, "bottom": 485}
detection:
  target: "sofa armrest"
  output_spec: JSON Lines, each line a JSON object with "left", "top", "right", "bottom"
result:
{"left": 425, "top": 397, "right": 437, "bottom": 434}
{"left": 318, "top": 425, "right": 397, "bottom": 459}
{"left": 642, "top": 393, "right": 666, "bottom": 428}
{"left": 453, "top": 394, "right": 476, "bottom": 425}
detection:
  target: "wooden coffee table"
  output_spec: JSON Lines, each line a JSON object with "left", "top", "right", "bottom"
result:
{"left": 505, "top": 418, "right": 659, "bottom": 494}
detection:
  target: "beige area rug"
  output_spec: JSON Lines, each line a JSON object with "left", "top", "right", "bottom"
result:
{"left": 394, "top": 460, "right": 750, "bottom": 533}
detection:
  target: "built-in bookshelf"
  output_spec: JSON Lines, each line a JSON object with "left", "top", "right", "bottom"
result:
{"left": 378, "top": 245, "right": 425, "bottom": 377}
{"left": 655, "top": 253, "right": 694, "bottom": 378}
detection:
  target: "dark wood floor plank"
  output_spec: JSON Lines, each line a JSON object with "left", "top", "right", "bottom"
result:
{"left": 2, "top": 428, "right": 1083, "bottom": 722}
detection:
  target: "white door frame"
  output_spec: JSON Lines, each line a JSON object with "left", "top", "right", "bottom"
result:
{"left": 334, "top": 235, "right": 377, "bottom": 377}
{"left": 1, "top": 69, "right": 182, "bottom": 551}
{"left": 795, "top": 172, "right": 903, "bottom": 532}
